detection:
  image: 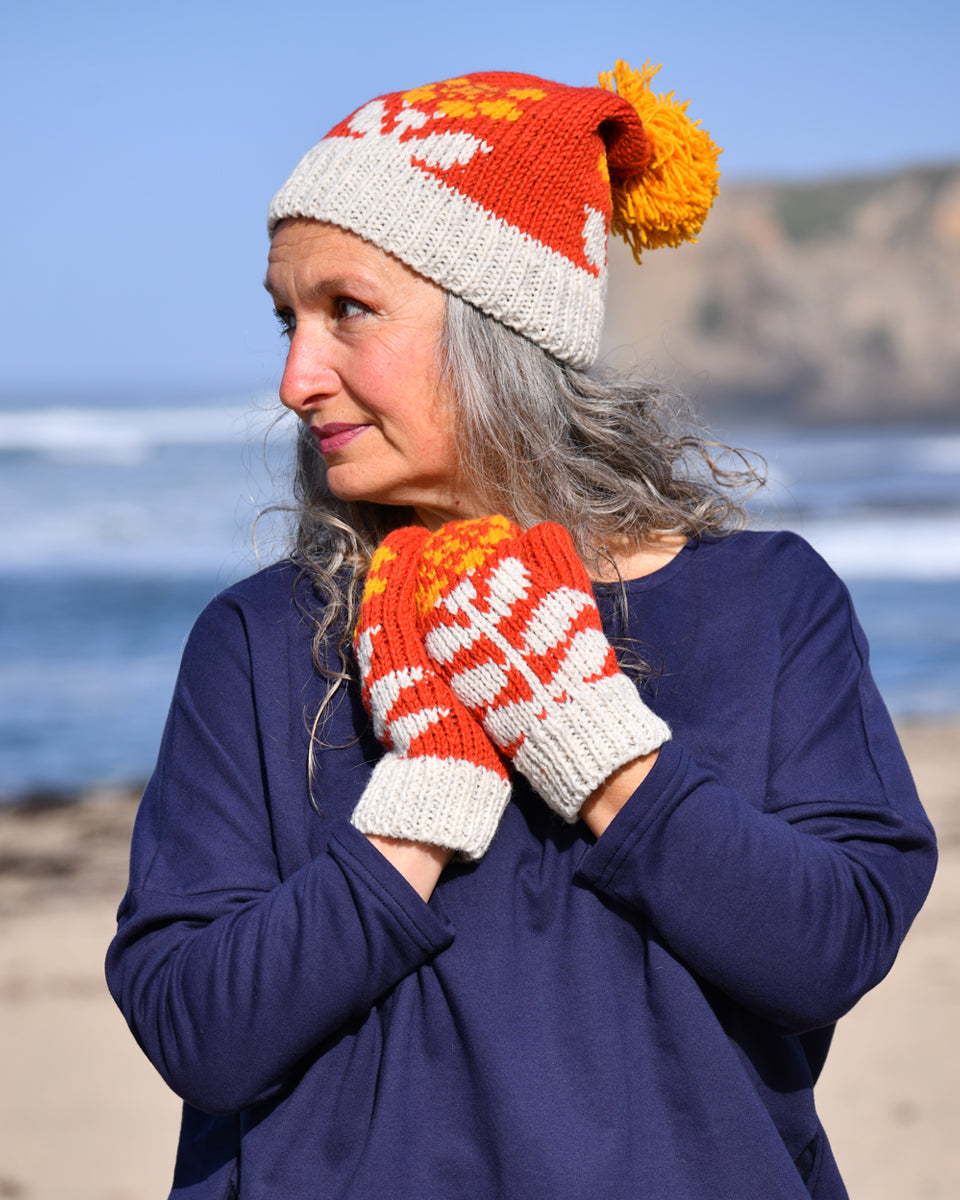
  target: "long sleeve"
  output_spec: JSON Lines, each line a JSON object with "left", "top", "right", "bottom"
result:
{"left": 104, "top": 539, "right": 937, "bottom": 1198}
{"left": 105, "top": 567, "right": 453, "bottom": 1114}
{"left": 578, "top": 532, "right": 937, "bottom": 1033}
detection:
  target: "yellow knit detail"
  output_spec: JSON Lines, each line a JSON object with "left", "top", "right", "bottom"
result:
{"left": 404, "top": 81, "right": 546, "bottom": 123}
{"left": 598, "top": 59, "right": 721, "bottom": 261}
{"left": 403, "top": 81, "right": 463, "bottom": 105}
{"left": 477, "top": 98, "right": 525, "bottom": 121}
{"left": 416, "top": 516, "right": 516, "bottom": 615}
{"left": 437, "top": 99, "right": 481, "bottom": 120}
{"left": 363, "top": 543, "right": 397, "bottom": 603}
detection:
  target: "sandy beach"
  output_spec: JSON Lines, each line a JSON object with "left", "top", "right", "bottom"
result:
{"left": 0, "top": 720, "right": 956, "bottom": 1199}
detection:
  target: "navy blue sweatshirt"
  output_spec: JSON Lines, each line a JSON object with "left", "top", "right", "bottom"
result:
{"left": 106, "top": 531, "right": 936, "bottom": 1199}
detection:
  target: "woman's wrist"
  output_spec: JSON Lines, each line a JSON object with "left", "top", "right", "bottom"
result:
{"left": 365, "top": 835, "right": 454, "bottom": 901}
{"left": 579, "top": 749, "right": 660, "bottom": 838}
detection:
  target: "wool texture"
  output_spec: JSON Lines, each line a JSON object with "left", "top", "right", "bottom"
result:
{"left": 351, "top": 525, "right": 511, "bottom": 859}
{"left": 268, "top": 64, "right": 719, "bottom": 368}
{"left": 414, "top": 517, "right": 671, "bottom": 819}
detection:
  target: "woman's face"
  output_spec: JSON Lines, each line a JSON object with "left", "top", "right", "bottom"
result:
{"left": 266, "top": 219, "right": 477, "bottom": 529}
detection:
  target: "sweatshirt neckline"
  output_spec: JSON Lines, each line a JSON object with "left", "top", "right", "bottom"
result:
{"left": 592, "top": 533, "right": 723, "bottom": 595}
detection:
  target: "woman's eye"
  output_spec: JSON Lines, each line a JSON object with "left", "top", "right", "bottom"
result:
{"left": 336, "top": 297, "right": 370, "bottom": 320}
{"left": 273, "top": 308, "right": 295, "bottom": 339}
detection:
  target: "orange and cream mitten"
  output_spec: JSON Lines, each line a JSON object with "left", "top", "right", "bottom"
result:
{"left": 415, "top": 517, "right": 671, "bottom": 823}
{"left": 350, "top": 526, "right": 512, "bottom": 860}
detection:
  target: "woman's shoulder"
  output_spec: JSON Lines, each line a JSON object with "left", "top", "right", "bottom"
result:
{"left": 185, "top": 559, "right": 324, "bottom": 649}
{"left": 216, "top": 557, "right": 307, "bottom": 608}
{"left": 696, "top": 528, "right": 842, "bottom": 581}
{"left": 619, "top": 528, "right": 840, "bottom": 597}
{"left": 692, "top": 529, "right": 856, "bottom": 637}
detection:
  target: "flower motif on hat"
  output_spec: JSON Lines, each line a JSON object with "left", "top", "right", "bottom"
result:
{"left": 344, "top": 98, "right": 493, "bottom": 174}
{"left": 404, "top": 78, "right": 546, "bottom": 123}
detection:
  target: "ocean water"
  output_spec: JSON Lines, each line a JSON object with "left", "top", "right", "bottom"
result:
{"left": 1, "top": 399, "right": 958, "bottom": 800}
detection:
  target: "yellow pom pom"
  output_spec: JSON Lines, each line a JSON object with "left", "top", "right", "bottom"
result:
{"left": 598, "top": 59, "right": 721, "bottom": 262}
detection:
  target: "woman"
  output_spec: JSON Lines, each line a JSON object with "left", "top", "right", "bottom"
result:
{"left": 106, "top": 63, "right": 936, "bottom": 1198}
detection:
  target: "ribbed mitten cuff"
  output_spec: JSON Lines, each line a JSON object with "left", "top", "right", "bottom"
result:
{"left": 512, "top": 673, "right": 671, "bottom": 821}
{"left": 351, "top": 754, "right": 512, "bottom": 861}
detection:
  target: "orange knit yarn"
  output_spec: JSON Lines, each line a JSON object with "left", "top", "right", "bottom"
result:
{"left": 351, "top": 526, "right": 511, "bottom": 858}
{"left": 357, "top": 529, "right": 506, "bottom": 771}
{"left": 414, "top": 518, "right": 671, "bottom": 818}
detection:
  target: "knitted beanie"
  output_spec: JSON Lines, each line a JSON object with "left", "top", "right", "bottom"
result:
{"left": 268, "top": 61, "right": 720, "bottom": 368}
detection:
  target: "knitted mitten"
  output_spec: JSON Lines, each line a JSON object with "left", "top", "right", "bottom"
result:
{"left": 351, "top": 525, "right": 511, "bottom": 860}
{"left": 415, "top": 516, "right": 671, "bottom": 821}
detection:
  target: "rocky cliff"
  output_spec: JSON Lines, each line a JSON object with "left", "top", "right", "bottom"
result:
{"left": 601, "top": 163, "right": 960, "bottom": 422}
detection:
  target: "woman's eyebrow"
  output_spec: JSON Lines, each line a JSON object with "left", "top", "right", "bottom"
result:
{"left": 262, "top": 275, "right": 361, "bottom": 304}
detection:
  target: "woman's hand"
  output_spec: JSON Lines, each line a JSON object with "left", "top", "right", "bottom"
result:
{"left": 351, "top": 527, "right": 512, "bottom": 878}
{"left": 414, "top": 517, "right": 671, "bottom": 823}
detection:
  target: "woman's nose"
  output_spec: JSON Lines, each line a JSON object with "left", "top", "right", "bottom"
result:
{"left": 278, "top": 328, "right": 340, "bottom": 415}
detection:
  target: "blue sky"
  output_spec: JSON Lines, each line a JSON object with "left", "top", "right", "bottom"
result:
{"left": 2, "top": 0, "right": 958, "bottom": 399}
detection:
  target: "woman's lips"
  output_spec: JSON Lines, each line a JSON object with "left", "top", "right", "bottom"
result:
{"left": 313, "top": 422, "right": 369, "bottom": 454}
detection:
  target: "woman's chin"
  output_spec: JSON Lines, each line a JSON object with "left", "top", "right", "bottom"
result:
{"left": 326, "top": 474, "right": 481, "bottom": 528}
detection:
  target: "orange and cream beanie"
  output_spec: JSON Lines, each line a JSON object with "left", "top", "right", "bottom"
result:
{"left": 268, "top": 61, "right": 720, "bottom": 368}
